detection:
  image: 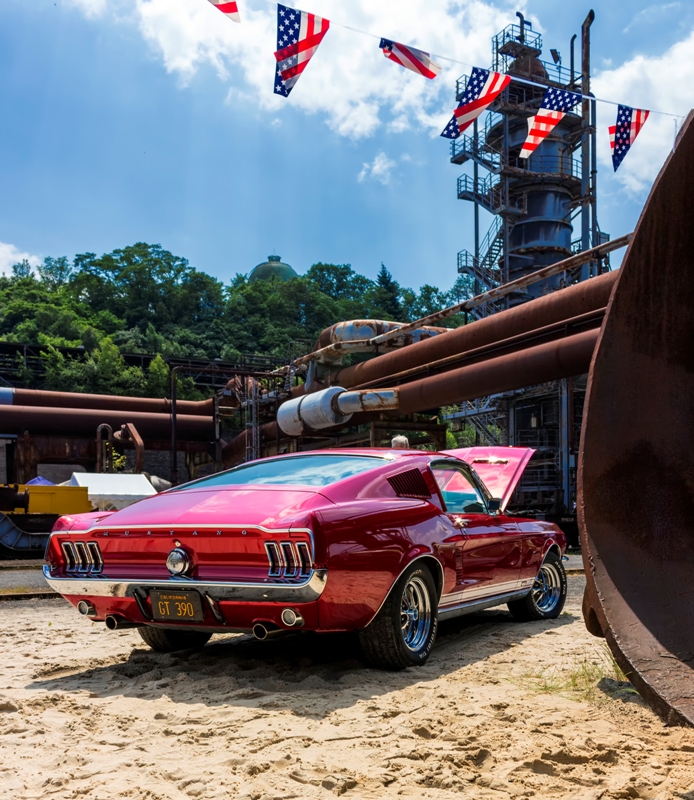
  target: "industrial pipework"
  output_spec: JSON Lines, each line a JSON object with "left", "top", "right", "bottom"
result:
{"left": 579, "top": 111, "right": 694, "bottom": 727}
{"left": 277, "top": 388, "right": 399, "bottom": 436}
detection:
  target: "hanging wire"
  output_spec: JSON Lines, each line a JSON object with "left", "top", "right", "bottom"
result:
{"left": 245, "top": 0, "right": 685, "bottom": 121}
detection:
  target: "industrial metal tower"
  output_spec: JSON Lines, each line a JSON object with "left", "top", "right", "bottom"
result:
{"left": 446, "top": 12, "right": 608, "bottom": 544}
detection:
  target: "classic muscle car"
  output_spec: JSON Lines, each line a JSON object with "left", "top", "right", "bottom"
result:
{"left": 44, "top": 447, "right": 567, "bottom": 669}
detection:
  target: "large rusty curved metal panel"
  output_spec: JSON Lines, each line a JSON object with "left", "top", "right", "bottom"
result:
{"left": 579, "top": 112, "right": 694, "bottom": 726}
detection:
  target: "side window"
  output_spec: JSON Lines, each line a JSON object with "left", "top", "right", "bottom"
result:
{"left": 432, "top": 464, "right": 487, "bottom": 514}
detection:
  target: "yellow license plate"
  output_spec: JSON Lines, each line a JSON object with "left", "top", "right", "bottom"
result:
{"left": 150, "top": 590, "right": 204, "bottom": 622}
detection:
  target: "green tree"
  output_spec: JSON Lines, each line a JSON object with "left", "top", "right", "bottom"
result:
{"left": 1, "top": 243, "right": 468, "bottom": 399}
{"left": 373, "top": 263, "right": 402, "bottom": 320}
{"left": 11, "top": 260, "right": 32, "bottom": 279}
{"left": 37, "top": 256, "right": 72, "bottom": 289}
{"left": 146, "top": 354, "right": 170, "bottom": 397}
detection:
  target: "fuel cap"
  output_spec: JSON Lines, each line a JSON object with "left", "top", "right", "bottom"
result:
{"left": 166, "top": 547, "right": 190, "bottom": 576}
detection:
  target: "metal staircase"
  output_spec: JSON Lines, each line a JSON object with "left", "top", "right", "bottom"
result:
{"left": 445, "top": 399, "right": 506, "bottom": 446}
{"left": 457, "top": 218, "right": 506, "bottom": 319}
{"left": 457, "top": 174, "right": 527, "bottom": 216}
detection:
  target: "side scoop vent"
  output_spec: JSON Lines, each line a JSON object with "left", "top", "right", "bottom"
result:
{"left": 388, "top": 469, "right": 431, "bottom": 499}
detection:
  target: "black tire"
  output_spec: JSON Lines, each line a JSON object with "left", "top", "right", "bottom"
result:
{"left": 358, "top": 562, "right": 438, "bottom": 670}
{"left": 137, "top": 626, "right": 212, "bottom": 653}
{"left": 508, "top": 551, "right": 567, "bottom": 621}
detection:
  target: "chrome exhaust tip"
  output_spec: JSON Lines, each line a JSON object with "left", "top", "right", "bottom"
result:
{"left": 105, "top": 614, "right": 142, "bottom": 631}
{"left": 281, "top": 608, "right": 304, "bottom": 628}
{"left": 252, "top": 623, "right": 270, "bottom": 640}
{"left": 77, "top": 600, "right": 97, "bottom": 617}
{"left": 252, "top": 622, "right": 285, "bottom": 641}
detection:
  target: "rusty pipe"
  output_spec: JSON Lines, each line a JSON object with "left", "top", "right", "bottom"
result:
{"left": 579, "top": 110, "right": 694, "bottom": 727}
{"left": 396, "top": 329, "right": 598, "bottom": 415}
{"left": 96, "top": 424, "right": 114, "bottom": 473}
{"left": 350, "top": 307, "right": 606, "bottom": 391}
{"left": 9, "top": 388, "right": 213, "bottom": 416}
{"left": 114, "top": 423, "right": 145, "bottom": 473}
{"left": 314, "top": 319, "right": 448, "bottom": 350}
{"left": 332, "top": 271, "right": 618, "bottom": 391}
{"left": 294, "top": 254, "right": 624, "bottom": 372}
{"left": 336, "top": 389, "right": 399, "bottom": 415}
{"left": 369, "top": 235, "right": 628, "bottom": 348}
{"left": 0, "top": 406, "right": 214, "bottom": 442}
{"left": 223, "top": 330, "right": 598, "bottom": 465}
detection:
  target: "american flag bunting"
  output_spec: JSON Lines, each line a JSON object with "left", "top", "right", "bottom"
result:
{"left": 274, "top": 3, "right": 330, "bottom": 97}
{"left": 207, "top": 0, "right": 240, "bottom": 23}
{"left": 519, "top": 87, "right": 582, "bottom": 158}
{"left": 379, "top": 38, "right": 441, "bottom": 80}
{"left": 440, "top": 68, "right": 511, "bottom": 139}
{"left": 610, "top": 105, "right": 649, "bottom": 172}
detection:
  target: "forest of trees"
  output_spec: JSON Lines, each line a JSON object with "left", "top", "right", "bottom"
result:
{"left": 1, "top": 243, "right": 472, "bottom": 398}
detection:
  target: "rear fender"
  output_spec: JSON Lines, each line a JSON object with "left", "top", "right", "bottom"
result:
{"left": 316, "top": 545, "right": 444, "bottom": 632}
{"left": 362, "top": 552, "right": 445, "bottom": 628}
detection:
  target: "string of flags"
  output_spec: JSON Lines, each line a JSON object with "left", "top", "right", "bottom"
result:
{"left": 204, "top": 0, "right": 675, "bottom": 172}
{"left": 207, "top": 0, "right": 240, "bottom": 23}
{"left": 610, "top": 106, "right": 650, "bottom": 172}
{"left": 273, "top": 3, "right": 329, "bottom": 97}
{"left": 380, "top": 39, "right": 441, "bottom": 81}
{"left": 519, "top": 87, "right": 582, "bottom": 159}
{"left": 441, "top": 68, "right": 511, "bottom": 139}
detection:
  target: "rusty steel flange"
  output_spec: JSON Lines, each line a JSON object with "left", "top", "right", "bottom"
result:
{"left": 579, "top": 112, "right": 694, "bottom": 726}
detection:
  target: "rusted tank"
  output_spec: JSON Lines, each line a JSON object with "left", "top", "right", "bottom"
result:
{"left": 579, "top": 112, "right": 694, "bottom": 726}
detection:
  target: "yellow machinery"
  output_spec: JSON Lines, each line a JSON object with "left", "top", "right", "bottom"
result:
{"left": 15, "top": 484, "right": 91, "bottom": 516}
{"left": 0, "top": 483, "right": 91, "bottom": 558}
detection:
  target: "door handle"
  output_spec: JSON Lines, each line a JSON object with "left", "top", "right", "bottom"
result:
{"left": 453, "top": 517, "right": 468, "bottom": 529}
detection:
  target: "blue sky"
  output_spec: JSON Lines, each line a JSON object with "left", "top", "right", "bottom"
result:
{"left": 1, "top": 0, "right": 692, "bottom": 292}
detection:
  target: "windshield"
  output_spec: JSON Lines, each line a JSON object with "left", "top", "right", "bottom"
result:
{"left": 175, "top": 455, "right": 389, "bottom": 490}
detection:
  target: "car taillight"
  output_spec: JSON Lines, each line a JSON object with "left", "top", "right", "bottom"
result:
{"left": 60, "top": 541, "right": 103, "bottom": 573}
{"left": 264, "top": 540, "right": 312, "bottom": 578}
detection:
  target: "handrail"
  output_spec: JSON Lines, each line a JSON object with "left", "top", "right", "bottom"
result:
{"left": 369, "top": 235, "right": 632, "bottom": 347}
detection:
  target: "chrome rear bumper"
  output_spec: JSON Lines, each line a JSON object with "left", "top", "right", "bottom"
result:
{"left": 43, "top": 565, "right": 328, "bottom": 604}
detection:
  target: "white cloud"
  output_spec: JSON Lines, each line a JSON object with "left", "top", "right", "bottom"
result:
{"left": 358, "top": 152, "right": 397, "bottom": 185}
{"left": 64, "top": 0, "right": 108, "bottom": 19}
{"left": 132, "top": 0, "right": 521, "bottom": 138}
{"left": 622, "top": 3, "right": 680, "bottom": 34}
{"left": 593, "top": 29, "right": 694, "bottom": 193}
{"left": 0, "top": 243, "right": 41, "bottom": 277}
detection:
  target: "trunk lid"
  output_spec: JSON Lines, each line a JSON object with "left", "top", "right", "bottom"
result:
{"left": 442, "top": 447, "right": 535, "bottom": 511}
{"left": 89, "top": 486, "right": 331, "bottom": 530}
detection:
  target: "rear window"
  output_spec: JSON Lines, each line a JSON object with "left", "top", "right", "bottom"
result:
{"left": 176, "top": 454, "right": 389, "bottom": 489}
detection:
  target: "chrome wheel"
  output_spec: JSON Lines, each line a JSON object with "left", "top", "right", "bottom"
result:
{"left": 400, "top": 576, "right": 432, "bottom": 652}
{"left": 532, "top": 562, "right": 562, "bottom": 613}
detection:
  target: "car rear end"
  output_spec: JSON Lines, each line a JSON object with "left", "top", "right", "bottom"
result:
{"left": 44, "top": 519, "right": 325, "bottom": 636}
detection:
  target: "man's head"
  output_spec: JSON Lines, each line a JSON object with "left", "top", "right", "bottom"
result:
{"left": 391, "top": 435, "right": 410, "bottom": 449}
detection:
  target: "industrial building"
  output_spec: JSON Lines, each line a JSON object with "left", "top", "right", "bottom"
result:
{"left": 444, "top": 12, "right": 608, "bottom": 544}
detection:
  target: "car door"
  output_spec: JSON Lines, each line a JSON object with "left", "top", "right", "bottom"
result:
{"left": 431, "top": 461, "right": 522, "bottom": 604}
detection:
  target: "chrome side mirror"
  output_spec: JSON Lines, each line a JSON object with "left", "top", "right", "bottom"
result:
{"left": 488, "top": 498, "right": 502, "bottom": 514}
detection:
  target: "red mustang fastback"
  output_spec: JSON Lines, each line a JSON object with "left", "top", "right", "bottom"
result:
{"left": 44, "top": 447, "right": 567, "bottom": 669}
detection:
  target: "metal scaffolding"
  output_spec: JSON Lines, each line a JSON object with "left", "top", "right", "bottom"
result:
{"left": 447, "top": 12, "right": 606, "bottom": 545}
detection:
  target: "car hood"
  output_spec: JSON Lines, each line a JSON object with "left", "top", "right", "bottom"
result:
{"left": 442, "top": 447, "right": 535, "bottom": 511}
{"left": 89, "top": 486, "right": 331, "bottom": 530}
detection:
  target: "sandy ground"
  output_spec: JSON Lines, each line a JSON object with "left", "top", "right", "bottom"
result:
{"left": 1, "top": 576, "right": 693, "bottom": 800}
